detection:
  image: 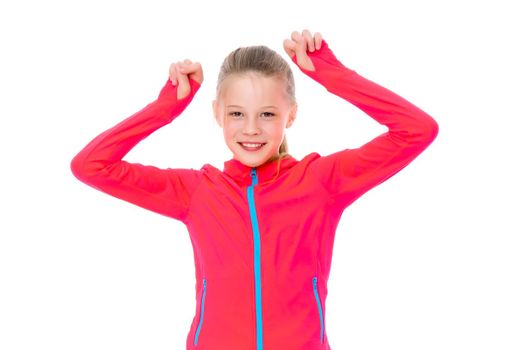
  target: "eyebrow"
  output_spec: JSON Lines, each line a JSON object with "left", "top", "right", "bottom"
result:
{"left": 227, "top": 105, "right": 277, "bottom": 109}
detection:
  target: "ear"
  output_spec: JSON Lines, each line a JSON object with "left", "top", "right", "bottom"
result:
{"left": 285, "top": 103, "right": 298, "bottom": 128}
{"left": 212, "top": 100, "right": 223, "bottom": 128}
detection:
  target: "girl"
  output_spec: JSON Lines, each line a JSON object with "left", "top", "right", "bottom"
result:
{"left": 71, "top": 29, "right": 439, "bottom": 350}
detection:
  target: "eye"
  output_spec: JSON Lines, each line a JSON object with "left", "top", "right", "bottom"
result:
{"left": 261, "top": 112, "right": 275, "bottom": 118}
{"left": 229, "top": 111, "right": 243, "bottom": 118}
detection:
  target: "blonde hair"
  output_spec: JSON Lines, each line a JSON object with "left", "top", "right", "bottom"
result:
{"left": 215, "top": 45, "right": 296, "bottom": 158}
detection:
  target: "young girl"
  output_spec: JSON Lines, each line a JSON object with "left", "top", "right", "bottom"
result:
{"left": 71, "top": 29, "right": 439, "bottom": 350}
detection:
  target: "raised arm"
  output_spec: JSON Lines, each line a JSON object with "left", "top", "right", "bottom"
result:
{"left": 288, "top": 32, "right": 439, "bottom": 210}
{"left": 70, "top": 70, "right": 203, "bottom": 223}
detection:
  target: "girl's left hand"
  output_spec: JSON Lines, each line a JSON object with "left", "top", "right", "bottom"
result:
{"left": 283, "top": 29, "right": 323, "bottom": 71}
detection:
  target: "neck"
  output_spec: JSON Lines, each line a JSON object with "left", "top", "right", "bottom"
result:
{"left": 265, "top": 153, "right": 286, "bottom": 166}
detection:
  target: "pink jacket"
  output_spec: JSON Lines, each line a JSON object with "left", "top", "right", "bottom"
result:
{"left": 70, "top": 40, "right": 439, "bottom": 349}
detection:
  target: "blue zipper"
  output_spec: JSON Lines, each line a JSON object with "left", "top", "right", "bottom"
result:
{"left": 247, "top": 167, "right": 264, "bottom": 350}
{"left": 193, "top": 278, "right": 207, "bottom": 346}
{"left": 312, "top": 276, "right": 325, "bottom": 343}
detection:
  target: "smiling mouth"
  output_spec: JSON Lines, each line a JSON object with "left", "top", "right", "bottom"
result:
{"left": 238, "top": 142, "right": 266, "bottom": 151}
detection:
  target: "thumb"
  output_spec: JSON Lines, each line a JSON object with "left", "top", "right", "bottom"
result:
{"left": 284, "top": 37, "right": 314, "bottom": 72}
{"left": 294, "top": 36, "right": 310, "bottom": 62}
{"left": 283, "top": 37, "right": 308, "bottom": 61}
{"left": 175, "top": 65, "right": 191, "bottom": 100}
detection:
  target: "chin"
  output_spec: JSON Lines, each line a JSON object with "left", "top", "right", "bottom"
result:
{"left": 240, "top": 158, "right": 264, "bottom": 168}
{"left": 235, "top": 154, "right": 270, "bottom": 168}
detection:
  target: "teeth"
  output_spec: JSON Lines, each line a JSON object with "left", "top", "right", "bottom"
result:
{"left": 242, "top": 143, "right": 263, "bottom": 148}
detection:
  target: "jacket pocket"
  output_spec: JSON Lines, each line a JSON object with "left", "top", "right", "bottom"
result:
{"left": 312, "top": 276, "right": 325, "bottom": 343}
{"left": 193, "top": 278, "right": 207, "bottom": 347}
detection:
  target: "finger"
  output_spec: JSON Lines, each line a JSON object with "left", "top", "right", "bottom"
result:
{"left": 188, "top": 62, "right": 204, "bottom": 84}
{"left": 176, "top": 61, "right": 203, "bottom": 85}
{"left": 180, "top": 59, "right": 192, "bottom": 71}
{"left": 169, "top": 63, "right": 178, "bottom": 85}
{"left": 176, "top": 62, "right": 189, "bottom": 81}
{"left": 183, "top": 62, "right": 202, "bottom": 84}
{"left": 291, "top": 31, "right": 307, "bottom": 54}
{"left": 302, "top": 29, "right": 314, "bottom": 52}
{"left": 313, "top": 32, "right": 323, "bottom": 50}
{"left": 291, "top": 31, "right": 303, "bottom": 46}
{"left": 179, "top": 61, "right": 199, "bottom": 73}
{"left": 291, "top": 32, "right": 309, "bottom": 65}
{"left": 283, "top": 38, "right": 297, "bottom": 58}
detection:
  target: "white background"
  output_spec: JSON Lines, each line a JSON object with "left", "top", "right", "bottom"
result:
{"left": 1, "top": 0, "right": 524, "bottom": 349}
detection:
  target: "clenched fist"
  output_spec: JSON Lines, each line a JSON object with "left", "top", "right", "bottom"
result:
{"left": 169, "top": 59, "right": 204, "bottom": 100}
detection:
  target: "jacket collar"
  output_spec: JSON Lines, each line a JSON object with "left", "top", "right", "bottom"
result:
{"left": 223, "top": 154, "right": 297, "bottom": 186}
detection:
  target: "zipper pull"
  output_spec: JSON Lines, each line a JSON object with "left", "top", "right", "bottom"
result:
{"left": 250, "top": 167, "right": 258, "bottom": 186}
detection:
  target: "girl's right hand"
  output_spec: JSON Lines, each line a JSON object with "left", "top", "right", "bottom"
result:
{"left": 169, "top": 59, "right": 204, "bottom": 100}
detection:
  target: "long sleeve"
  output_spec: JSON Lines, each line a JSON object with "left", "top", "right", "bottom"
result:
{"left": 70, "top": 77, "right": 203, "bottom": 223}
{"left": 291, "top": 40, "right": 439, "bottom": 210}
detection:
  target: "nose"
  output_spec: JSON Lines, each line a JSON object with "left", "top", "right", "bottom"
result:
{"left": 242, "top": 116, "right": 261, "bottom": 135}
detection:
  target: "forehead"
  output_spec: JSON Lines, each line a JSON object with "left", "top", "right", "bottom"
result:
{"left": 221, "top": 73, "right": 288, "bottom": 105}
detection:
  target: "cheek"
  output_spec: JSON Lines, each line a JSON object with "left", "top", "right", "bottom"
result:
{"left": 266, "top": 121, "right": 286, "bottom": 136}
{"left": 222, "top": 121, "right": 238, "bottom": 139}
{"left": 223, "top": 127, "right": 233, "bottom": 140}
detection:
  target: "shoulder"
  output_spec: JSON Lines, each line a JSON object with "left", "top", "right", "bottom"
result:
{"left": 294, "top": 152, "right": 323, "bottom": 168}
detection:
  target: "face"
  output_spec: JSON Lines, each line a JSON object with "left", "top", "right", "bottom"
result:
{"left": 212, "top": 73, "right": 297, "bottom": 168}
